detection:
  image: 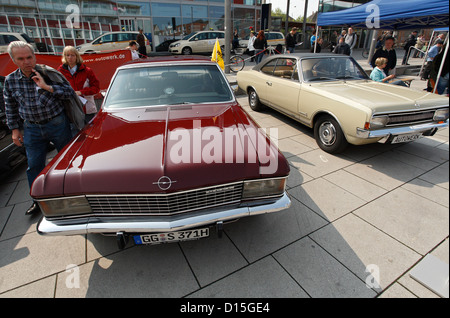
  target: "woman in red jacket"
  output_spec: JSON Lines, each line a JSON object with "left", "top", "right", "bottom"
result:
{"left": 58, "top": 46, "right": 100, "bottom": 123}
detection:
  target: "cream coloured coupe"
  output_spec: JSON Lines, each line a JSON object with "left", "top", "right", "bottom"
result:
{"left": 237, "top": 53, "right": 449, "bottom": 153}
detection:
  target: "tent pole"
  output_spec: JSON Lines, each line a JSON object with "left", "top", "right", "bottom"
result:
{"left": 420, "top": 30, "right": 436, "bottom": 78}
{"left": 314, "top": 26, "right": 319, "bottom": 53}
{"left": 432, "top": 34, "right": 449, "bottom": 94}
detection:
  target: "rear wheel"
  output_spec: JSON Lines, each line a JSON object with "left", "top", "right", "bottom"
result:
{"left": 314, "top": 115, "right": 348, "bottom": 153}
{"left": 248, "top": 88, "right": 265, "bottom": 112}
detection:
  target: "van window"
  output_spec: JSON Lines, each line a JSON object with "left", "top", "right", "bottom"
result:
{"left": 193, "top": 32, "right": 208, "bottom": 41}
{"left": 94, "top": 34, "right": 114, "bottom": 44}
{"left": 117, "top": 33, "right": 134, "bottom": 42}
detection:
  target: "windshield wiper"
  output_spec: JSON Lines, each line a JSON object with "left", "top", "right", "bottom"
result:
{"left": 307, "top": 77, "right": 336, "bottom": 82}
{"left": 335, "top": 75, "right": 363, "bottom": 80}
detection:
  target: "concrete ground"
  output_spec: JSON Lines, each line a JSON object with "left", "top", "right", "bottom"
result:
{"left": 0, "top": 49, "right": 448, "bottom": 299}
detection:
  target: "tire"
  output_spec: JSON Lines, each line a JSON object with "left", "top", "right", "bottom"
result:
{"left": 229, "top": 55, "right": 245, "bottom": 72}
{"left": 248, "top": 88, "right": 265, "bottom": 112}
{"left": 314, "top": 115, "right": 348, "bottom": 153}
{"left": 181, "top": 47, "right": 192, "bottom": 55}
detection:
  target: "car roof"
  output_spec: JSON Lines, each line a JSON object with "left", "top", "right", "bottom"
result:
{"left": 119, "top": 55, "right": 215, "bottom": 69}
{"left": 252, "top": 53, "right": 351, "bottom": 70}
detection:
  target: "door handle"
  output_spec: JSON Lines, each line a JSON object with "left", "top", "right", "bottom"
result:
{"left": 266, "top": 81, "right": 272, "bottom": 86}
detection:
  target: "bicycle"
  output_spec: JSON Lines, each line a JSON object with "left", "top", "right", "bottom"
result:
{"left": 229, "top": 54, "right": 245, "bottom": 72}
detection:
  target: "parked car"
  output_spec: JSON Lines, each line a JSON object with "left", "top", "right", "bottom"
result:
{"left": 0, "top": 76, "right": 27, "bottom": 179}
{"left": 155, "top": 39, "right": 178, "bottom": 52}
{"left": 76, "top": 31, "right": 151, "bottom": 54}
{"left": 169, "top": 31, "right": 225, "bottom": 55}
{"left": 33, "top": 56, "right": 291, "bottom": 249}
{"left": 0, "top": 32, "right": 37, "bottom": 54}
{"left": 239, "top": 31, "right": 286, "bottom": 52}
{"left": 237, "top": 53, "right": 449, "bottom": 153}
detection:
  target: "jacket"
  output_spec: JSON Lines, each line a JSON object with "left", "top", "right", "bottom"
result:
{"left": 370, "top": 47, "right": 397, "bottom": 74}
{"left": 35, "top": 64, "right": 85, "bottom": 131}
{"left": 253, "top": 37, "right": 267, "bottom": 50}
{"left": 57, "top": 63, "right": 100, "bottom": 96}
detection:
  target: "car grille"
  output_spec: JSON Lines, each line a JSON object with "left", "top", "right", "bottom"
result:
{"left": 86, "top": 182, "right": 244, "bottom": 216}
{"left": 385, "top": 110, "right": 436, "bottom": 127}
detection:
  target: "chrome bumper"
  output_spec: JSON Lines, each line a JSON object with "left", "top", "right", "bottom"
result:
{"left": 356, "top": 121, "right": 448, "bottom": 142}
{"left": 37, "top": 193, "right": 291, "bottom": 236}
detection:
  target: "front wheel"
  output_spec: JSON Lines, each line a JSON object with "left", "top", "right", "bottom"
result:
{"left": 314, "top": 115, "right": 348, "bottom": 153}
{"left": 229, "top": 55, "right": 245, "bottom": 72}
{"left": 181, "top": 47, "right": 192, "bottom": 55}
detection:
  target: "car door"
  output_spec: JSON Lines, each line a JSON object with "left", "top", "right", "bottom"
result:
{"left": 190, "top": 32, "right": 208, "bottom": 53}
{"left": 263, "top": 58, "right": 301, "bottom": 118}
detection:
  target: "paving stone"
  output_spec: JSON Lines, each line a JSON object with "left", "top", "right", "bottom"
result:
{"left": 274, "top": 237, "right": 377, "bottom": 298}
{"left": 55, "top": 244, "right": 198, "bottom": 298}
{"left": 188, "top": 256, "right": 309, "bottom": 298}
{"left": 310, "top": 214, "right": 421, "bottom": 290}
{"left": 354, "top": 188, "right": 449, "bottom": 255}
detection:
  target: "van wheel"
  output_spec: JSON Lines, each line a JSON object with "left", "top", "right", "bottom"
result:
{"left": 314, "top": 115, "right": 348, "bottom": 153}
{"left": 182, "top": 47, "right": 192, "bottom": 55}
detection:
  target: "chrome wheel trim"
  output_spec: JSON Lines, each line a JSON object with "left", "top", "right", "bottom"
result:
{"left": 318, "top": 121, "right": 337, "bottom": 146}
{"left": 249, "top": 90, "right": 257, "bottom": 107}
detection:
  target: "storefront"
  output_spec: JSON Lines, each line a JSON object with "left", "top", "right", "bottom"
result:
{"left": 0, "top": 0, "right": 262, "bottom": 53}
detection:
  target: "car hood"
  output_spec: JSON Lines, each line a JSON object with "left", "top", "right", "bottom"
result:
{"left": 32, "top": 103, "right": 287, "bottom": 197}
{"left": 309, "top": 80, "right": 449, "bottom": 113}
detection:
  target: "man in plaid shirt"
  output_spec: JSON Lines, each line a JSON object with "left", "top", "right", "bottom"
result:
{"left": 4, "top": 41, "right": 74, "bottom": 215}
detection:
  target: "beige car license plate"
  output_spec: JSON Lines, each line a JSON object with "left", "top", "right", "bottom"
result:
{"left": 134, "top": 228, "right": 209, "bottom": 245}
{"left": 391, "top": 133, "right": 423, "bottom": 144}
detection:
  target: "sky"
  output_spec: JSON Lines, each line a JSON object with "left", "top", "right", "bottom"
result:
{"left": 265, "top": 0, "right": 320, "bottom": 19}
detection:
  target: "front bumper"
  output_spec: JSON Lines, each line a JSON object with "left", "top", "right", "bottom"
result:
{"left": 356, "top": 121, "right": 448, "bottom": 143}
{"left": 37, "top": 193, "right": 291, "bottom": 236}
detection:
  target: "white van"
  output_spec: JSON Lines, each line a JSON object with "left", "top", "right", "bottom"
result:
{"left": 0, "top": 32, "right": 37, "bottom": 54}
{"left": 76, "top": 31, "right": 151, "bottom": 54}
{"left": 169, "top": 31, "right": 225, "bottom": 55}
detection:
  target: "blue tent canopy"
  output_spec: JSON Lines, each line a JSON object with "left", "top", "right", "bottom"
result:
{"left": 317, "top": 0, "right": 449, "bottom": 30}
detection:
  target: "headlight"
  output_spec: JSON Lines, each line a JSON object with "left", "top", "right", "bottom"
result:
{"left": 38, "top": 196, "right": 92, "bottom": 217}
{"left": 369, "top": 115, "right": 389, "bottom": 129}
{"left": 170, "top": 43, "right": 180, "bottom": 48}
{"left": 242, "top": 178, "right": 287, "bottom": 199}
{"left": 433, "top": 108, "right": 449, "bottom": 122}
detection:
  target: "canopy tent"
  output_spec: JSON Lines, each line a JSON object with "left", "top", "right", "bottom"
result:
{"left": 317, "top": 0, "right": 449, "bottom": 30}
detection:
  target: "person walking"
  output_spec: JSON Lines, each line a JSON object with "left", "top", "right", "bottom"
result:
{"left": 285, "top": 27, "right": 298, "bottom": 53}
{"left": 333, "top": 36, "right": 351, "bottom": 55}
{"left": 344, "top": 27, "right": 357, "bottom": 55}
{"left": 3, "top": 41, "right": 74, "bottom": 215}
{"left": 247, "top": 31, "right": 256, "bottom": 62}
{"left": 253, "top": 30, "right": 267, "bottom": 64}
{"left": 402, "top": 30, "right": 418, "bottom": 65}
{"left": 58, "top": 46, "right": 100, "bottom": 123}
{"left": 136, "top": 28, "right": 147, "bottom": 58}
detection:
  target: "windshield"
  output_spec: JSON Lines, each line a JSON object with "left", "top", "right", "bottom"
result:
{"left": 301, "top": 57, "right": 369, "bottom": 82}
{"left": 104, "top": 64, "right": 234, "bottom": 109}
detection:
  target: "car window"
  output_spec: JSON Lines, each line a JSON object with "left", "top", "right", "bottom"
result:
{"left": 209, "top": 32, "right": 224, "bottom": 39}
{"left": 193, "top": 32, "right": 207, "bottom": 41}
{"left": 99, "top": 34, "right": 114, "bottom": 44}
{"left": 260, "top": 60, "right": 277, "bottom": 76}
{"left": 117, "top": 33, "right": 133, "bottom": 42}
{"left": 104, "top": 64, "right": 234, "bottom": 109}
{"left": 272, "top": 58, "right": 298, "bottom": 80}
{"left": 301, "top": 57, "right": 369, "bottom": 82}
{"left": 5, "top": 35, "right": 19, "bottom": 43}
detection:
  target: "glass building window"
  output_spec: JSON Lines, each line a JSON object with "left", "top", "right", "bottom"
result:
{"left": 151, "top": 2, "right": 181, "bottom": 17}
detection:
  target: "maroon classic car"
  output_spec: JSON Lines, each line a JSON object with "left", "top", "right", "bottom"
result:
{"left": 32, "top": 56, "right": 291, "bottom": 248}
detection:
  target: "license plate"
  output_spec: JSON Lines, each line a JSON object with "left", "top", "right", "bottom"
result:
{"left": 391, "top": 133, "right": 423, "bottom": 144}
{"left": 133, "top": 228, "right": 209, "bottom": 245}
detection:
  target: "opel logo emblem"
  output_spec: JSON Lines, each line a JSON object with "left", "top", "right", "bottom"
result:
{"left": 153, "top": 176, "right": 177, "bottom": 190}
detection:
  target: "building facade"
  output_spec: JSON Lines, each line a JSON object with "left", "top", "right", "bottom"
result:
{"left": 0, "top": 0, "right": 262, "bottom": 53}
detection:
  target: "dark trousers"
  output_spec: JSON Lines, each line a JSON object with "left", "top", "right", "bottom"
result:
{"left": 23, "top": 112, "right": 72, "bottom": 187}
